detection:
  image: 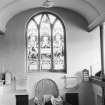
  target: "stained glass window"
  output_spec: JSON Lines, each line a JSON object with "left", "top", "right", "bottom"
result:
{"left": 26, "top": 12, "right": 66, "bottom": 72}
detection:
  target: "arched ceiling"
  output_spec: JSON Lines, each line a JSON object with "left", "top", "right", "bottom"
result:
{"left": 0, "top": 0, "right": 105, "bottom": 32}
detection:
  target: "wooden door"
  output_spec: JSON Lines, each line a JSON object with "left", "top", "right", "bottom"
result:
{"left": 16, "top": 95, "right": 28, "bottom": 105}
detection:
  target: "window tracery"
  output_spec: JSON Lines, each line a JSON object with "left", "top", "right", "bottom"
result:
{"left": 26, "top": 12, "right": 66, "bottom": 72}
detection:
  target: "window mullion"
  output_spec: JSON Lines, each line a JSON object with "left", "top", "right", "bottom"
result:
{"left": 47, "top": 14, "right": 54, "bottom": 71}
{"left": 37, "top": 25, "right": 41, "bottom": 71}
{"left": 39, "top": 14, "right": 44, "bottom": 71}
{"left": 51, "top": 24, "right": 54, "bottom": 71}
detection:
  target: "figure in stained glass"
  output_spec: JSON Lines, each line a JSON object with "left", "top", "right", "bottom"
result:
{"left": 53, "top": 33, "right": 64, "bottom": 57}
{"left": 28, "top": 35, "right": 38, "bottom": 59}
{"left": 53, "top": 32, "right": 64, "bottom": 69}
{"left": 41, "top": 36, "right": 50, "bottom": 48}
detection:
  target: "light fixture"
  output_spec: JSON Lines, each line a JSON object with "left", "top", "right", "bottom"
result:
{"left": 42, "top": 0, "right": 54, "bottom": 8}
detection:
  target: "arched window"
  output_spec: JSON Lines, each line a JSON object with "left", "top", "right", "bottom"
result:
{"left": 26, "top": 12, "right": 66, "bottom": 72}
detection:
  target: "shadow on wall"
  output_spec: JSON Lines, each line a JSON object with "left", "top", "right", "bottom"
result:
{"left": 51, "top": 7, "right": 88, "bottom": 31}
{"left": 64, "top": 82, "right": 96, "bottom": 105}
{"left": 79, "top": 82, "right": 96, "bottom": 105}
{"left": 29, "top": 98, "right": 34, "bottom": 105}
{"left": 63, "top": 71, "right": 96, "bottom": 105}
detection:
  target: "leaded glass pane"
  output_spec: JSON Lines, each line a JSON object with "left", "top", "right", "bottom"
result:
{"left": 34, "top": 14, "right": 42, "bottom": 25}
{"left": 53, "top": 20, "right": 64, "bottom": 70}
{"left": 40, "top": 14, "right": 51, "bottom": 70}
{"left": 53, "top": 20, "right": 64, "bottom": 35}
{"left": 27, "top": 20, "right": 38, "bottom": 36}
{"left": 27, "top": 20, "right": 39, "bottom": 70}
{"left": 48, "top": 14, "right": 56, "bottom": 24}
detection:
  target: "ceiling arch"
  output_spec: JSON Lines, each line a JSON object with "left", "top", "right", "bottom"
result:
{"left": 0, "top": 0, "right": 105, "bottom": 32}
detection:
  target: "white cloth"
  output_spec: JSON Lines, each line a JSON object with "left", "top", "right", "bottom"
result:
{"left": 51, "top": 96, "right": 63, "bottom": 105}
{"left": 43, "top": 94, "right": 53, "bottom": 104}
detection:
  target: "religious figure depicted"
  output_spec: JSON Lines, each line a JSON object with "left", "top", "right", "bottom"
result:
{"left": 28, "top": 35, "right": 38, "bottom": 59}
{"left": 41, "top": 36, "right": 50, "bottom": 48}
{"left": 53, "top": 33, "right": 64, "bottom": 57}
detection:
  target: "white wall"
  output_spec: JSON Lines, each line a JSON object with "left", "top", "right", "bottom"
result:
{"left": 0, "top": 7, "right": 101, "bottom": 105}
{"left": 0, "top": 7, "right": 100, "bottom": 76}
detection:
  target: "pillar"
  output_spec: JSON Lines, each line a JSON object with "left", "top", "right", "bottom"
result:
{"left": 100, "top": 24, "right": 105, "bottom": 105}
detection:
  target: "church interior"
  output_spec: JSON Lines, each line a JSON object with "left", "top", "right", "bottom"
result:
{"left": 0, "top": 0, "right": 105, "bottom": 105}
